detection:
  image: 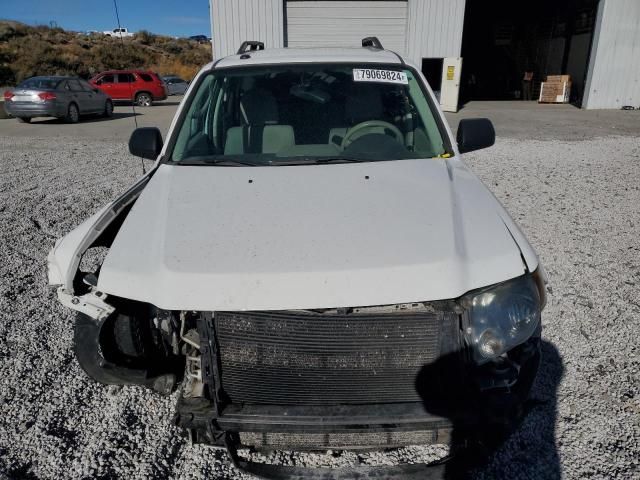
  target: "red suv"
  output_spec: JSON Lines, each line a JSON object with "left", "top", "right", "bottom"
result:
{"left": 90, "top": 70, "right": 167, "bottom": 107}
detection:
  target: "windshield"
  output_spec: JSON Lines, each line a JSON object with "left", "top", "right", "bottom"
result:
{"left": 170, "top": 63, "right": 449, "bottom": 165}
{"left": 18, "top": 77, "right": 61, "bottom": 90}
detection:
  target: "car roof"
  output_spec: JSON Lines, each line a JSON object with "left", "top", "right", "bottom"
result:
{"left": 213, "top": 47, "right": 404, "bottom": 69}
{"left": 98, "top": 70, "right": 153, "bottom": 74}
{"left": 25, "top": 76, "right": 74, "bottom": 80}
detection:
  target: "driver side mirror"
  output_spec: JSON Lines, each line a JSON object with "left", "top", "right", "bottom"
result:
{"left": 129, "top": 127, "right": 163, "bottom": 160}
{"left": 456, "top": 118, "right": 495, "bottom": 154}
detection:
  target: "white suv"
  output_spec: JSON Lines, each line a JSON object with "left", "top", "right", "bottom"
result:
{"left": 48, "top": 38, "right": 546, "bottom": 476}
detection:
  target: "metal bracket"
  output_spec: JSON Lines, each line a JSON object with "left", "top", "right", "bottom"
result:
{"left": 57, "top": 287, "right": 115, "bottom": 321}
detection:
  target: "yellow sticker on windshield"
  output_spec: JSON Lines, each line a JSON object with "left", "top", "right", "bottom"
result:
{"left": 353, "top": 69, "right": 408, "bottom": 85}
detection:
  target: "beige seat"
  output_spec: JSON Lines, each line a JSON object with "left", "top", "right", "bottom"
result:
{"left": 224, "top": 125, "right": 295, "bottom": 155}
{"left": 328, "top": 127, "right": 348, "bottom": 148}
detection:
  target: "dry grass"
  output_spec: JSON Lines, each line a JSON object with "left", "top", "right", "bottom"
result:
{"left": 0, "top": 21, "right": 211, "bottom": 85}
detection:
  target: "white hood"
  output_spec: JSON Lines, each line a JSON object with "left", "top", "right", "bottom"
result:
{"left": 97, "top": 159, "right": 536, "bottom": 311}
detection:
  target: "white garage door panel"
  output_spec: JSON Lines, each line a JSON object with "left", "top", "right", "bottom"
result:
{"left": 286, "top": 1, "right": 408, "bottom": 54}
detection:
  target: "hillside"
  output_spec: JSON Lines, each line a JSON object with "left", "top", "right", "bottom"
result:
{"left": 0, "top": 20, "right": 212, "bottom": 86}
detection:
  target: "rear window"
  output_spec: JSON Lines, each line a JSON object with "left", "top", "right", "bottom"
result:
{"left": 18, "top": 78, "right": 60, "bottom": 90}
{"left": 139, "top": 73, "right": 154, "bottom": 82}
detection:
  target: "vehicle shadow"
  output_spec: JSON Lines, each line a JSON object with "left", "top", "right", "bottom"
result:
{"left": 415, "top": 339, "right": 563, "bottom": 479}
{"left": 79, "top": 112, "right": 142, "bottom": 123}
{"left": 31, "top": 112, "right": 142, "bottom": 124}
{"left": 112, "top": 100, "right": 182, "bottom": 107}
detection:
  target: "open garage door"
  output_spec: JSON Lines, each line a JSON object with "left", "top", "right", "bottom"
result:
{"left": 459, "top": 0, "right": 599, "bottom": 106}
{"left": 286, "top": 1, "right": 408, "bottom": 54}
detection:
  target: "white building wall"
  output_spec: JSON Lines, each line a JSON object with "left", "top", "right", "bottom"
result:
{"left": 405, "top": 0, "right": 466, "bottom": 65}
{"left": 210, "top": 0, "right": 284, "bottom": 60}
{"left": 210, "top": 0, "right": 466, "bottom": 68}
{"left": 583, "top": 0, "right": 640, "bottom": 109}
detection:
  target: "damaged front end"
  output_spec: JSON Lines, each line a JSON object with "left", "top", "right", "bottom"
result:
{"left": 47, "top": 171, "right": 545, "bottom": 475}
{"left": 47, "top": 171, "right": 182, "bottom": 393}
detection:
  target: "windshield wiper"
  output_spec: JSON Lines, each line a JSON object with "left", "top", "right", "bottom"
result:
{"left": 178, "top": 157, "right": 260, "bottom": 166}
{"left": 313, "top": 157, "right": 369, "bottom": 164}
{"left": 206, "top": 159, "right": 261, "bottom": 166}
{"left": 269, "top": 157, "right": 369, "bottom": 165}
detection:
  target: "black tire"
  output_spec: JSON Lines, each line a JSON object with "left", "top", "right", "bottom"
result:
{"left": 17, "top": 117, "right": 31, "bottom": 123}
{"left": 65, "top": 103, "right": 79, "bottom": 123}
{"left": 103, "top": 99, "right": 114, "bottom": 117}
{"left": 112, "top": 313, "right": 146, "bottom": 359}
{"left": 135, "top": 92, "right": 152, "bottom": 107}
{"left": 74, "top": 310, "right": 184, "bottom": 392}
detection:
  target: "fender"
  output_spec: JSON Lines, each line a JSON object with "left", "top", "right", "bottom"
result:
{"left": 47, "top": 170, "right": 154, "bottom": 293}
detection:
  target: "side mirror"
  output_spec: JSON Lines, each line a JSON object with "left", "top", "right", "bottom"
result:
{"left": 129, "top": 127, "right": 163, "bottom": 160}
{"left": 456, "top": 118, "right": 495, "bottom": 154}
{"left": 95, "top": 79, "right": 102, "bottom": 85}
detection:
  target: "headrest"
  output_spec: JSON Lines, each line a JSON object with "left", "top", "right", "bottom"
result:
{"left": 240, "top": 88, "right": 279, "bottom": 125}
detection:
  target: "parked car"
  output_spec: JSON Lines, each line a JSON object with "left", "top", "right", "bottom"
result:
{"left": 48, "top": 38, "right": 547, "bottom": 476}
{"left": 3, "top": 76, "right": 113, "bottom": 123}
{"left": 90, "top": 70, "right": 167, "bottom": 106}
{"left": 161, "top": 75, "right": 189, "bottom": 95}
{"left": 189, "top": 34, "right": 209, "bottom": 43}
{"left": 103, "top": 27, "right": 134, "bottom": 38}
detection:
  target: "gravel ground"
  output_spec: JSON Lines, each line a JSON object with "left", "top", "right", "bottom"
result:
{"left": 1, "top": 133, "right": 639, "bottom": 479}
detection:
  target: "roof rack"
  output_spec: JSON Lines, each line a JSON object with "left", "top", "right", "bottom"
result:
{"left": 362, "top": 37, "right": 384, "bottom": 50}
{"left": 237, "top": 41, "right": 265, "bottom": 55}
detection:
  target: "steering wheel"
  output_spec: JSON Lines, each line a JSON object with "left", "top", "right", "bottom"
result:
{"left": 341, "top": 120, "right": 404, "bottom": 149}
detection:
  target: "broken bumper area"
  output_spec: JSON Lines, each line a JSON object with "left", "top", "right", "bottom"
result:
{"left": 174, "top": 335, "right": 540, "bottom": 478}
{"left": 74, "top": 312, "right": 181, "bottom": 394}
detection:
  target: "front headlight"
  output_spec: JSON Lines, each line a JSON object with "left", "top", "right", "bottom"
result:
{"left": 462, "top": 272, "right": 543, "bottom": 364}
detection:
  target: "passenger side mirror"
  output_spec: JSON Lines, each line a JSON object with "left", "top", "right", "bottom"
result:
{"left": 129, "top": 127, "right": 163, "bottom": 160}
{"left": 456, "top": 118, "right": 495, "bottom": 154}
{"left": 95, "top": 79, "right": 102, "bottom": 85}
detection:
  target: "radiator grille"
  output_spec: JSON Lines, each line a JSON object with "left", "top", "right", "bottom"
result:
{"left": 214, "top": 310, "right": 442, "bottom": 405}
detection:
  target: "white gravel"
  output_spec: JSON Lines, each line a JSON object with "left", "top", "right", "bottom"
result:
{"left": 0, "top": 133, "right": 639, "bottom": 479}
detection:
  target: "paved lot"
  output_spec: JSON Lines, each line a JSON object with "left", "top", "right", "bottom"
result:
{"left": 0, "top": 97, "right": 183, "bottom": 140}
{"left": 1, "top": 102, "right": 639, "bottom": 479}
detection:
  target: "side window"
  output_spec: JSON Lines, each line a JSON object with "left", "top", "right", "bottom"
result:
{"left": 99, "top": 74, "right": 115, "bottom": 84}
{"left": 69, "top": 79, "right": 83, "bottom": 91}
{"left": 118, "top": 73, "right": 135, "bottom": 83}
{"left": 79, "top": 80, "right": 95, "bottom": 91}
{"left": 139, "top": 73, "right": 153, "bottom": 82}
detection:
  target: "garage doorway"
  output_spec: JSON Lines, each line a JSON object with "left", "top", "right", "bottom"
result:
{"left": 459, "top": 0, "right": 599, "bottom": 106}
{"left": 421, "top": 58, "right": 443, "bottom": 100}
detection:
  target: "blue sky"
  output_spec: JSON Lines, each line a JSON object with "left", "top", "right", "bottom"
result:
{"left": 2, "top": 0, "right": 211, "bottom": 37}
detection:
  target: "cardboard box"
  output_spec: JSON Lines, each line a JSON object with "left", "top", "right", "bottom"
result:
{"left": 546, "top": 75, "right": 571, "bottom": 83}
{"left": 539, "top": 77, "right": 571, "bottom": 103}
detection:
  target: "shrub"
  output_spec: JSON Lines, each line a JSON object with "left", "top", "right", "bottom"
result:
{"left": 136, "top": 30, "right": 154, "bottom": 46}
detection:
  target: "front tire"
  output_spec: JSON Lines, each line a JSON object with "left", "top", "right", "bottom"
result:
{"left": 103, "top": 99, "right": 114, "bottom": 117}
{"left": 17, "top": 117, "right": 31, "bottom": 123}
{"left": 65, "top": 103, "right": 79, "bottom": 123}
{"left": 135, "top": 92, "right": 152, "bottom": 107}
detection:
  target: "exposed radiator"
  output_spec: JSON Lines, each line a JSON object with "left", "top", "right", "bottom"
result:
{"left": 212, "top": 310, "right": 443, "bottom": 405}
